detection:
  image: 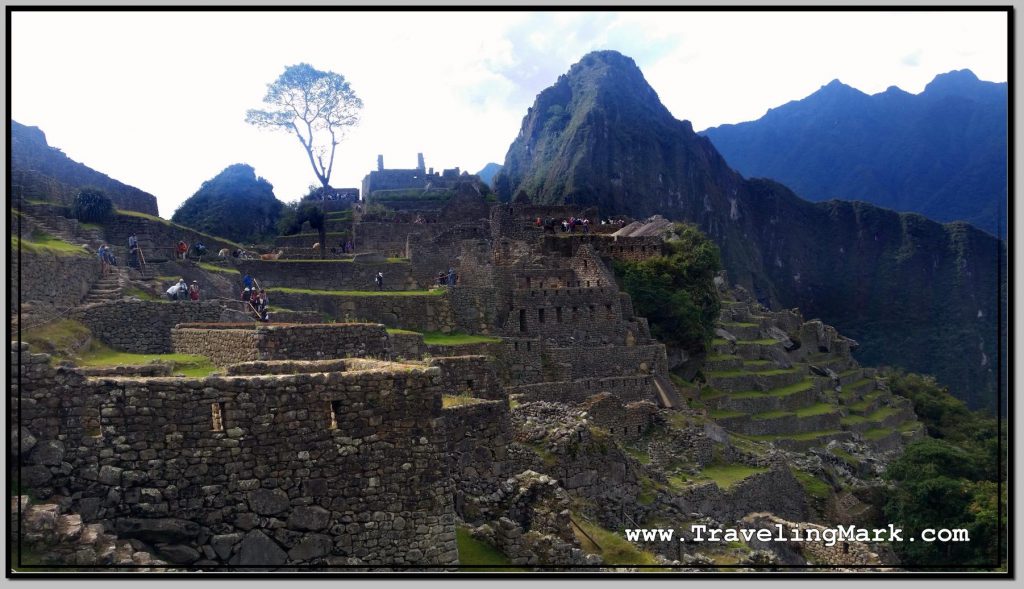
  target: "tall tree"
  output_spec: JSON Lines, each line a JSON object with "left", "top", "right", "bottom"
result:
{"left": 246, "top": 63, "right": 363, "bottom": 190}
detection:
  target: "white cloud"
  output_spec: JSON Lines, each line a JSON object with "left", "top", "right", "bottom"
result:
{"left": 10, "top": 10, "right": 1007, "bottom": 218}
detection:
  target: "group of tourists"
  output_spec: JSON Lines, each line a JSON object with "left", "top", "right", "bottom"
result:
{"left": 435, "top": 267, "right": 458, "bottom": 286}
{"left": 166, "top": 278, "right": 200, "bottom": 301}
{"left": 96, "top": 244, "right": 117, "bottom": 275}
{"left": 241, "top": 274, "right": 270, "bottom": 321}
{"left": 535, "top": 216, "right": 592, "bottom": 234}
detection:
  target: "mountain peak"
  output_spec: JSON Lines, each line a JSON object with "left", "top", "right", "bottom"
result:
{"left": 923, "top": 68, "right": 983, "bottom": 96}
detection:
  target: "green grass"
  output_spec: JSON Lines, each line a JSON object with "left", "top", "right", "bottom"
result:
{"left": 385, "top": 328, "right": 422, "bottom": 336}
{"left": 623, "top": 445, "right": 651, "bottom": 465}
{"left": 267, "top": 287, "right": 444, "bottom": 297}
{"left": 830, "top": 447, "right": 861, "bottom": 466}
{"left": 752, "top": 409, "right": 790, "bottom": 420}
{"left": 422, "top": 331, "right": 501, "bottom": 346}
{"left": 572, "top": 517, "right": 658, "bottom": 566}
{"left": 20, "top": 319, "right": 93, "bottom": 359}
{"left": 708, "top": 367, "right": 799, "bottom": 378}
{"left": 790, "top": 468, "right": 832, "bottom": 500}
{"left": 197, "top": 262, "right": 238, "bottom": 275}
{"left": 455, "top": 526, "right": 524, "bottom": 571}
{"left": 711, "top": 338, "right": 730, "bottom": 346}
{"left": 793, "top": 402, "right": 838, "bottom": 417}
{"left": 77, "top": 350, "right": 217, "bottom": 377}
{"left": 123, "top": 287, "right": 160, "bottom": 301}
{"left": 736, "top": 339, "right": 779, "bottom": 346}
{"left": 730, "top": 379, "right": 815, "bottom": 399}
{"left": 706, "top": 354, "right": 741, "bottom": 362}
{"left": 699, "top": 464, "right": 768, "bottom": 490}
{"left": 12, "top": 234, "right": 89, "bottom": 257}
{"left": 862, "top": 428, "right": 895, "bottom": 441}
{"left": 442, "top": 395, "right": 486, "bottom": 409}
{"left": 748, "top": 429, "right": 843, "bottom": 442}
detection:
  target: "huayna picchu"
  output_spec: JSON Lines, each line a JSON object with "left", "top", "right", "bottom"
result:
{"left": 493, "top": 50, "right": 1005, "bottom": 413}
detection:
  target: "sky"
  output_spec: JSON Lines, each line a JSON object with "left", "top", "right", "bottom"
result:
{"left": 10, "top": 9, "right": 1009, "bottom": 218}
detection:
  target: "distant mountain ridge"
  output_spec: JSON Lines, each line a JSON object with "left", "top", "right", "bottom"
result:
{"left": 476, "top": 162, "right": 503, "bottom": 186}
{"left": 494, "top": 50, "right": 1005, "bottom": 411}
{"left": 10, "top": 120, "right": 160, "bottom": 216}
{"left": 700, "top": 70, "right": 1007, "bottom": 235}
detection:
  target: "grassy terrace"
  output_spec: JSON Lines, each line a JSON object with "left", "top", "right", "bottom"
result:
{"left": 12, "top": 233, "right": 89, "bottom": 257}
{"left": 699, "top": 464, "right": 768, "bottom": 490}
{"left": 841, "top": 406, "right": 900, "bottom": 426}
{"left": 572, "top": 516, "right": 658, "bottom": 566}
{"left": 455, "top": 526, "right": 524, "bottom": 571}
{"left": 753, "top": 402, "right": 836, "bottom": 421}
{"left": 720, "top": 321, "right": 758, "bottom": 328}
{"left": 736, "top": 339, "right": 780, "bottom": 346}
{"left": 77, "top": 350, "right": 217, "bottom": 377}
{"left": 267, "top": 287, "right": 443, "bottom": 296}
{"left": 422, "top": 331, "right": 501, "bottom": 346}
{"left": 790, "top": 468, "right": 832, "bottom": 500}
{"left": 730, "top": 379, "right": 815, "bottom": 399}
{"left": 197, "top": 262, "right": 238, "bottom": 275}
{"left": 442, "top": 395, "right": 488, "bottom": 409}
{"left": 708, "top": 409, "right": 745, "bottom": 419}
{"left": 708, "top": 367, "right": 801, "bottom": 378}
{"left": 747, "top": 429, "right": 843, "bottom": 442}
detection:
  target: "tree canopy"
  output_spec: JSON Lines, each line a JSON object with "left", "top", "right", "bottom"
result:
{"left": 246, "top": 63, "right": 362, "bottom": 189}
{"left": 171, "top": 164, "right": 283, "bottom": 244}
{"left": 613, "top": 223, "right": 722, "bottom": 355}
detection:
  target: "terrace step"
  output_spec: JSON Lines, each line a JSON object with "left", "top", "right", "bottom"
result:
{"left": 706, "top": 366, "right": 806, "bottom": 393}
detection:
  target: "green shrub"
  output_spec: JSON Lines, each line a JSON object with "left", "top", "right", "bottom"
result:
{"left": 71, "top": 188, "right": 113, "bottom": 223}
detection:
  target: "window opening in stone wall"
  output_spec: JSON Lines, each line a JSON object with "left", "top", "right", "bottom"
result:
{"left": 211, "top": 402, "right": 225, "bottom": 431}
{"left": 583, "top": 260, "right": 588, "bottom": 269}
{"left": 527, "top": 341, "right": 532, "bottom": 351}
{"left": 519, "top": 309, "right": 527, "bottom": 332}
{"left": 538, "top": 308, "right": 545, "bottom": 323}
{"left": 466, "top": 379, "right": 474, "bottom": 391}
{"left": 329, "top": 400, "right": 342, "bottom": 430}
{"left": 589, "top": 305, "right": 595, "bottom": 319}
{"left": 556, "top": 307, "right": 563, "bottom": 322}
{"left": 586, "top": 280, "right": 591, "bottom": 287}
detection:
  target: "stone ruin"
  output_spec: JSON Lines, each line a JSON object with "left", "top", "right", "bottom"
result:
{"left": 10, "top": 170, "right": 923, "bottom": 572}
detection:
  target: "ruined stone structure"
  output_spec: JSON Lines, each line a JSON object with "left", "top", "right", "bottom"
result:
{"left": 12, "top": 344, "right": 458, "bottom": 568}
{"left": 361, "top": 153, "right": 480, "bottom": 202}
{"left": 171, "top": 323, "right": 392, "bottom": 366}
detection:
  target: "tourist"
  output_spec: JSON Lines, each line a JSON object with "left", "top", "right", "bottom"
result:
{"left": 127, "top": 233, "right": 139, "bottom": 267}
{"left": 375, "top": 271, "right": 384, "bottom": 291}
{"left": 241, "top": 274, "right": 254, "bottom": 301}
{"left": 194, "top": 241, "right": 207, "bottom": 259}
{"left": 97, "top": 245, "right": 109, "bottom": 275}
{"left": 447, "top": 267, "right": 456, "bottom": 286}
{"left": 582, "top": 218, "right": 590, "bottom": 234}
{"left": 188, "top": 280, "right": 201, "bottom": 301}
{"left": 437, "top": 271, "right": 446, "bottom": 286}
{"left": 166, "top": 278, "right": 187, "bottom": 301}
{"left": 176, "top": 240, "right": 188, "bottom": 260}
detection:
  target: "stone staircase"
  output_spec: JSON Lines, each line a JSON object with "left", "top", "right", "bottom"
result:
{"left": 19, "top": 209, "right": 106, "bottom": 252}
{"left": 11, "top": 495, "right": 167, "bottom": 569}
{"left": 82, "top": 266, "right": 126, "bottom": 305}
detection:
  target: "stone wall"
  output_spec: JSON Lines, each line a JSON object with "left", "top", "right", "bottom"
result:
{"left": 668, "top": 466, "right": 808, "bottom": 524}
{"left": 268, "top": 291, "right": 456, "bottom": 333}
{"left": 171, "top": 323, "right": 391, "bottom": 366}
{"left": 353, "top": 222, "right": 432, "bottom": 257}
{"left": 507, "top": 375, "right": 657, "bottom": 405}
{"left": 443, "top": 400, "right": 512, "bottom": 516}
{"left": 426, "top": 356, "right": 503, "bottom": 400}
{"left": 543, "top": 344, "right": 668, "bottom": 380}
{"left": 542, "top": 234, "right": 666, "bottom": 262}
{"left": 72, "top": 300, "right": 226, "bottom": 353}
{"left": 504, "top": 286, "right": 628, "bottom": 343}
{"left": 236, "top": 259, "right": 418, "bottom": 292}
{"left": 101, "top": 214, "right": 238, "bottom": 263}
{"left": 12, "top": 343, "right": 458, "bottom": 567}
{"left": 11, "top": 248, "right": 96, "bottom": 315}
{"left": 388, "top": 331, "right": 427, "bottom": 360}
{"left": 578, "top": 393, "right": 660, "bottom": 442}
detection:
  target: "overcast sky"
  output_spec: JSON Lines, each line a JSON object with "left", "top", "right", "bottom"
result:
{"left": 11, "top": 9, "right": 1008, "bottom": 218}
